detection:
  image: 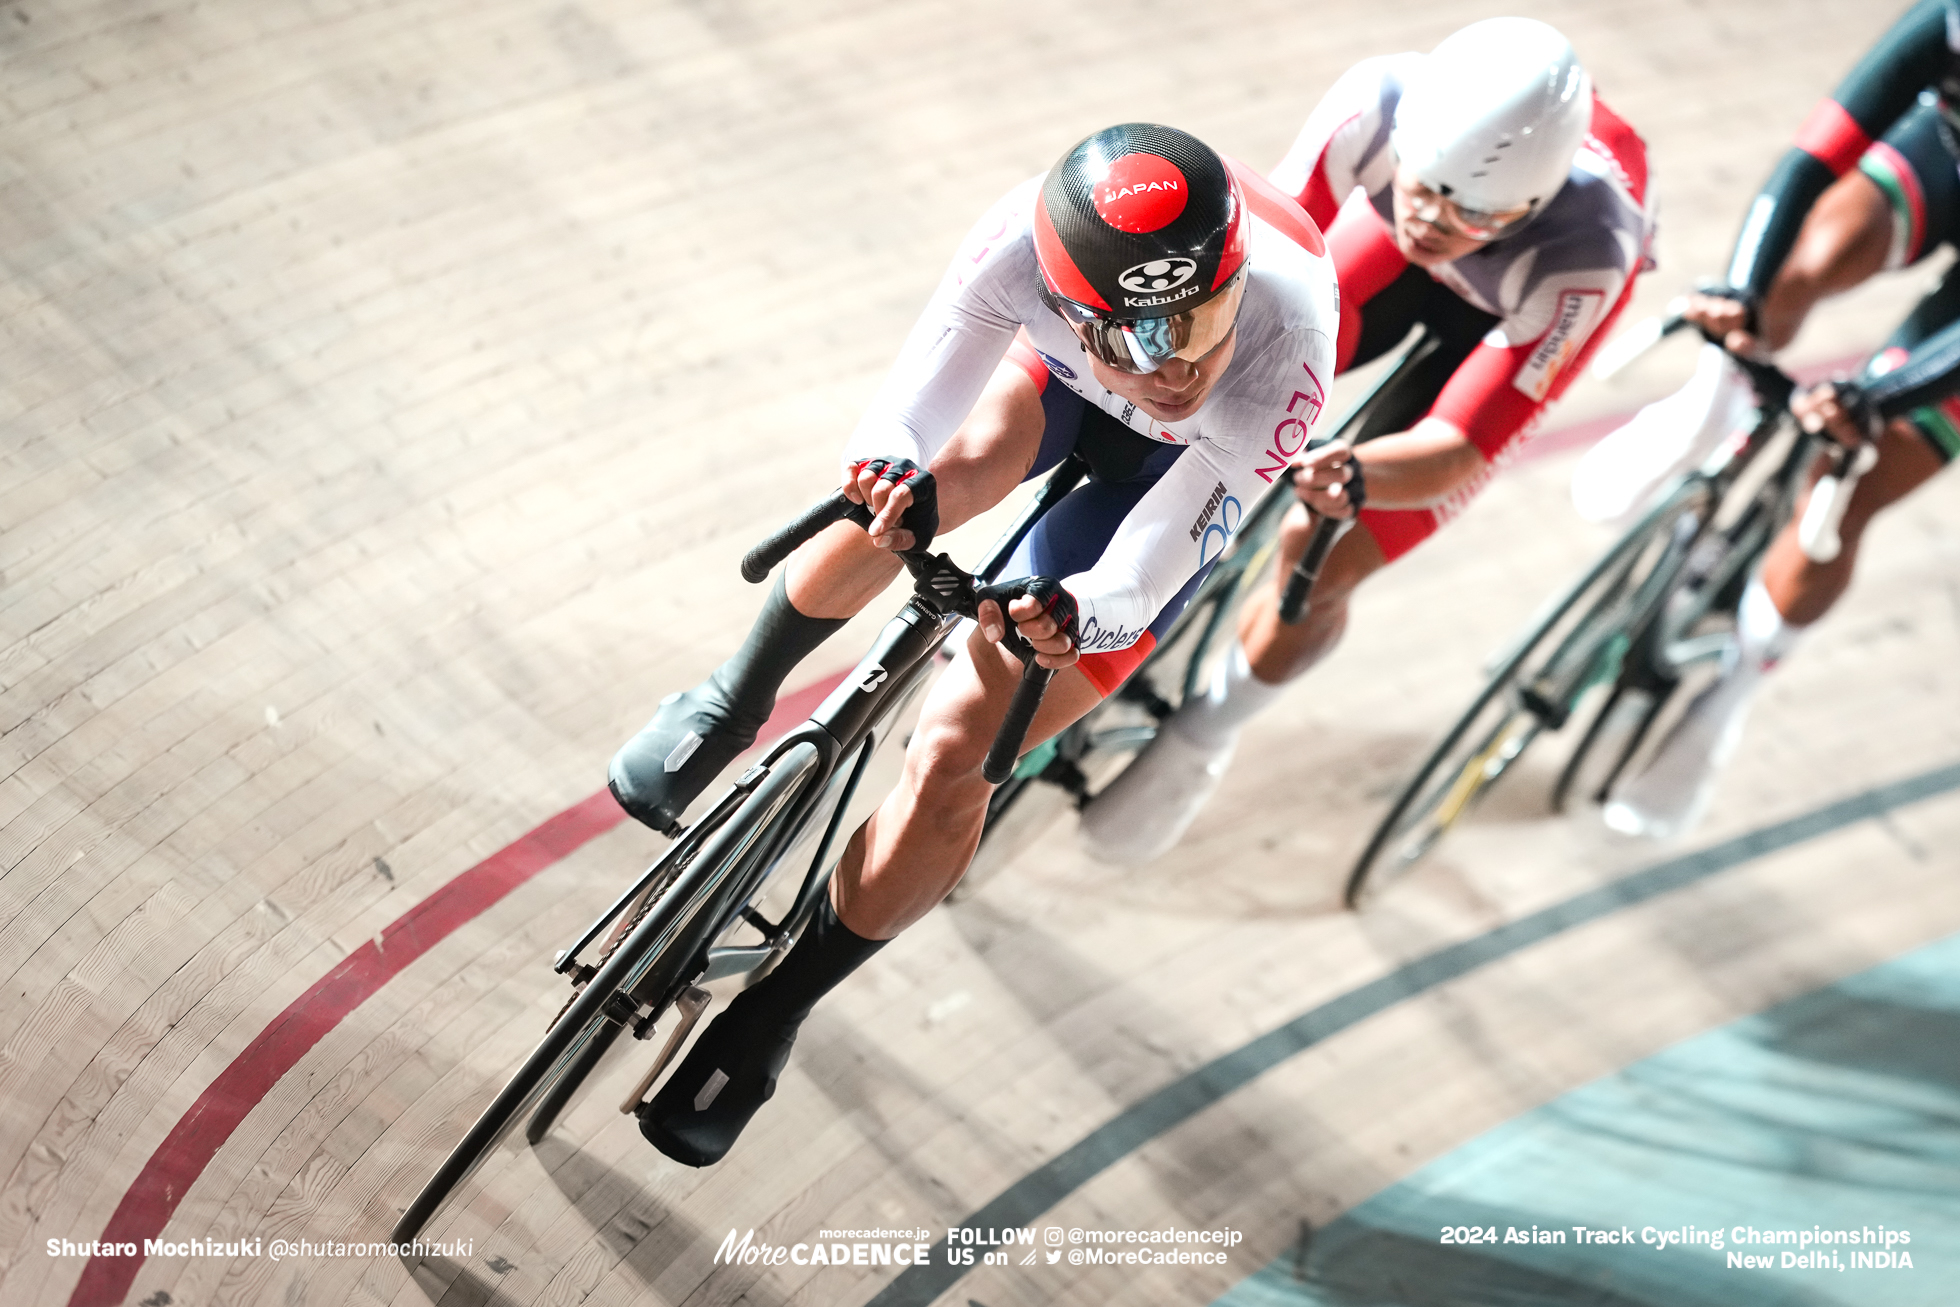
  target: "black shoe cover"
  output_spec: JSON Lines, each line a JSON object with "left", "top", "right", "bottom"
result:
{"left": 610, "top": 574, "right": 846, "bottom": 835}
{"left": 638, "top": 1001, "right": 796, "bottom": 1167}
{"left": 608, "top": 675, "right": 766, "bottom": 835}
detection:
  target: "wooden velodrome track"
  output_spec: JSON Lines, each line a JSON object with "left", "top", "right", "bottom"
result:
{"left": 5, "top": 1, "right": 1959, "bottom": 1304}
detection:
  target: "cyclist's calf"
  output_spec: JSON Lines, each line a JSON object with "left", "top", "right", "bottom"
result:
{"left": 1236, "top": 504, "right": 1387, "bottom": 683}
{"left": 832, "top": 634, "right": 1102, "bottom": 936}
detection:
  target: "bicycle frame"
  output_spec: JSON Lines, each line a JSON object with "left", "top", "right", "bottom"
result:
{"left": 551, "top": 453, "right": 1090, "bottom": 1003}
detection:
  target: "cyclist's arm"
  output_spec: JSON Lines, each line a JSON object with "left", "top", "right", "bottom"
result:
{"left": 1308, "top": 419, "right": 1484, "bottom": 511}
{"left": 1269, "top": 55, "right": 1413, "bottom": 230}
{"left": 841, "top": 183, "right": 1039, "bottom": 473}
{"left": 1865, "top": 315, "right": 1960, "bottom": 415}
{"left": 1067, "top": 329, "right": 1337, "bottom": 651}
{"left": 1727, "top": 0, "right": 1951, "bottom": 301}
{"left": 1330, "top": 265, "right": 1635, "bottom": 510}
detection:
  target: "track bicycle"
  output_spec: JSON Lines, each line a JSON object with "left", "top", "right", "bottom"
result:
{"left": 391, "top": 456, "right": 1085, "bottom": 1242}
{"left": 960, "top": 328, "right": 1455, "bottom": 892}
{"left": 1340, "top": 328, "right": 1874, "bottom": 907}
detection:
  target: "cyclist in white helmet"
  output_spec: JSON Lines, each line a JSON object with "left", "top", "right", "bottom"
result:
{"left": 1081, "top": 17, "right": 1659, "bottom": 865}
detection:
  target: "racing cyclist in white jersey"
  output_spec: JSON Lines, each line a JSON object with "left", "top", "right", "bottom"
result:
{"left": 1079, "top": 19, "right": 1656, "bottom": 864}
{"left": 611, "top": 124, "right": 1338, "bottom": 1165}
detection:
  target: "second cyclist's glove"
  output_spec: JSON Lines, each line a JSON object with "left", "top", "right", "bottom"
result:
{"left": 1340, "top": 453, "right": 1367, "bottom": 516}
{"left": 851, "top": 457, "right": 939, "bottom": 551}
{"left": 974, "top": 575, "right": 1080, "bottom": 660}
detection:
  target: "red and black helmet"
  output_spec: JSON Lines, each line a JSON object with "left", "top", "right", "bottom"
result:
{"left": 1034, "top": 124, "right": 1248, "bottom": 373}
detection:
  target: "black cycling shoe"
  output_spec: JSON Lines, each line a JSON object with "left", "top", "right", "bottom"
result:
{"left": 611, "top": 574, "right": 847, "bottom": 835}
{"left": 608, "top": 672, "right": 770, "bottom": 835}
{"left": 637, "top": 1000, "right": 797, "bottom": 1167}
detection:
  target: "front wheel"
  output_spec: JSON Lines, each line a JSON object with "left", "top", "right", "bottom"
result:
{"left": 1343, "top": 477, "right": 1716, "bottom": 907}
{"left": 391, "top": 744, "right": 823, "bottom": 1243}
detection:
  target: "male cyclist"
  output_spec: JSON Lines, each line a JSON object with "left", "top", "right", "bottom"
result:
{"left": 1600, "top": 0, "right": 1960, "bottom": 835}
{"left": 613, "top": 124, "right": 1339, "bottom": 1164}
{"left": 1078, "top": 18, "right": 1656, "bottom": 864}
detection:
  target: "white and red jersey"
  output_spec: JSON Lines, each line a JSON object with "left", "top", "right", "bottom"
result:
{"left": 844, "top": 163, "right": 1338, "bottom": 655}
{"left": 1269, "top": 54, "right": 1657, "bottom": 457}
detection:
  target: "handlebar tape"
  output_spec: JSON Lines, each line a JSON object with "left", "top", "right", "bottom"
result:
{"left": 982, "top": 662, "right": 1053, "bottom": 785}
{"left": 742, "top": 492, "right": 874, "bottom": 583}
{"left": 1279, "top": 514, "right": 1351, "bottom": 625}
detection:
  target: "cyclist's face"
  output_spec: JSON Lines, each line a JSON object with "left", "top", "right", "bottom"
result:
{"left": 1085, "top": 325, "right": 1238, "bottom": 425}
{"left": 1389, "top": 165, "right": 1526, "bottom": 267}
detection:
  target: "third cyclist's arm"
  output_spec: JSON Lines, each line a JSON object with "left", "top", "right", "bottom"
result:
{"left": 1724, "top": 0, "right": 1950, "bottom": 307}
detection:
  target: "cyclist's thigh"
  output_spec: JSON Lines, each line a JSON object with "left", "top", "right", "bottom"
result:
{"left": 1857, "top": 100, "right": 1960, "bottom": 274}
{"left": 1001, "top": 436, "right": 1218, "bottom": 696}
{"left": 1351, "top": 279, "right": 1502, "bottom": 442}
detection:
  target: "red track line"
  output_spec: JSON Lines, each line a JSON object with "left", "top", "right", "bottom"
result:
{"left": 67, "top": 346, "right": 1877, "bottom": 1305}
{"left": 66, "top": 669, "right": 849, "bottom": 1307}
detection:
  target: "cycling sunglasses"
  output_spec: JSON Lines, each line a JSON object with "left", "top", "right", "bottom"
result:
{"left": 1392, "top": 169, "right": 1535, "bottom": 242}
{"left": 1044, "top": 269, "right": 1246, "bottom": 375}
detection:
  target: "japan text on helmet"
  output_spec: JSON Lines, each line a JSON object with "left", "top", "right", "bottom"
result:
{"left": 1034, "top": 123, "right": 1248, "bottom": 373}
{"left": 1391, "top": 18, "right": 1592, "bottom": 222}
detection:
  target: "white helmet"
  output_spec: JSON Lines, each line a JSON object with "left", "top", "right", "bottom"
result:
{"left": 1391, "top": 18, "right": 1592, "bottom": 218}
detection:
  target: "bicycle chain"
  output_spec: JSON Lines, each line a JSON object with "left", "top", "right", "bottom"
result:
{"left": 544, "top": 851, "right": 694, "bottom": 1032}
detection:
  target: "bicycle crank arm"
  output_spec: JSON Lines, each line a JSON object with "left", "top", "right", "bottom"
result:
{"left": 621, "top": 985, "right": 712, "bottom": 1115}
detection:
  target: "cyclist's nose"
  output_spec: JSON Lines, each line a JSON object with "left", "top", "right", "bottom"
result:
{"left": 1152, "top": 358, "right": 1199, "bottom": 390}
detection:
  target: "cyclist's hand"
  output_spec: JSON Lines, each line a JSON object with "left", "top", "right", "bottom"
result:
{"left": 1681, "top": 290, "right": 1761, "bottom": 358}
{"left": 1793, "top": 381, "right": 1871, "bottom": 451}
{"left": 846, "top": 458, "right": 939, "bottom": 551}
{"left": 1288, "top": 442, "right": 1364, "bottom": 519}
{"left": 975, "top": 577, "right": 1080, "bottom": 670}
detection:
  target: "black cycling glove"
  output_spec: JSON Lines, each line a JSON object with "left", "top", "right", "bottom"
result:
{"left": 1812, "top": 380, "right": 1882, "bottom": 443}
{"left": 851, "top": 458, "right": 939, "bottom": 551}
{"left": 1341, "top": 453, "right": 1367, "bottom": 515}
{"left": 974, "top": 575, "right": 1080, "bottom": 660}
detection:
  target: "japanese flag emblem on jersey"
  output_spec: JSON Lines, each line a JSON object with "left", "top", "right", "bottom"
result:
{"left": 1515, "top": 289, "right": 1605, "bottom": 403}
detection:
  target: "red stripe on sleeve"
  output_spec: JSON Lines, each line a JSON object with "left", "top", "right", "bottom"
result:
{"left": 1793, "top": 98, "right": 1876, "bottom": 177}
{"left": 1586, "top": 95, "right": 1650, "bottom": 204}
{"left": 1324, "top": 202, "right": 1408, "bottom": 373}
{"left": 1275, "top": 110, "right": 1361, "bottom": 229}
{"left": 1005, "top": 331, "right": 1051, "bottom": 393}
{"left": 1430, "top": 342, "right": 1541, "bottom": 458}
{"left": 1297, "top": 170, "right": 1344, "bottom": 232}
{"left": 1077, "top": 631, "right": 1156, "bottom": 697}
{"left": 1431, "top": 272, "right": 1643, "bottom": 459}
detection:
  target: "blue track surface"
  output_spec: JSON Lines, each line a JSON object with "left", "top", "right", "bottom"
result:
{"left": 1213, "top": 932, "right": 1960, "bottom": 1306}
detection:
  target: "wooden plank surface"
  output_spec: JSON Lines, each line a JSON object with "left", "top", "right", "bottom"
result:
{"left": 2, "top": 1, "right": 1957, "bottom": 1304}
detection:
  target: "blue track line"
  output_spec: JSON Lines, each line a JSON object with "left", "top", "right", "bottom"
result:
{"left": 864, "top": 758, "right": 1960, "bottom": 1307}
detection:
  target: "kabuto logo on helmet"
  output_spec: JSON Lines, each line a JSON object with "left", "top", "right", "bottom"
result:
{"left": 1118, "top": 257, "right": 1197, "bottom": 295}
